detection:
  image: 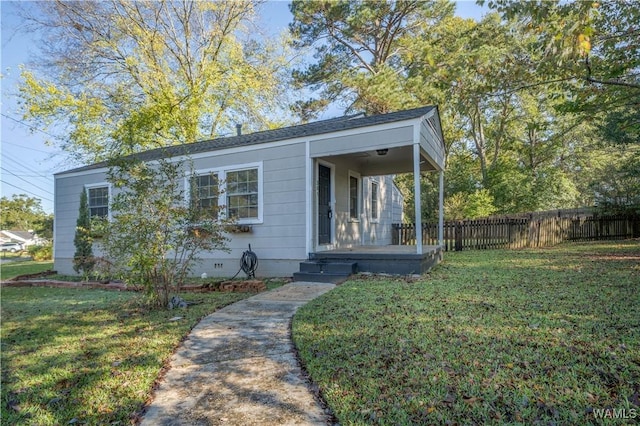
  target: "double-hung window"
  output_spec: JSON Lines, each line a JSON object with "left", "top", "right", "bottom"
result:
{"left": 87, "top": 185, "right": 109, "bottom": 218}
{"left": 191, "top": 173, "right": 219, "bottom": 218}
{"left": 226, "top": 168, "right": 259, "bottom": 220}
{"left": 190, "top": 163, "right": 262, "bottom": 224}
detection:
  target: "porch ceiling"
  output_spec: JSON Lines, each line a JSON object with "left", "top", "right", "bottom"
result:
{"left": 320, "top": 146, "right": 436, "bottom": 176}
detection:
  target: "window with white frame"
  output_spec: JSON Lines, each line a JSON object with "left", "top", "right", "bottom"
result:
{"left": 191, "top": 173, "right": 219, "bottom": 218}
{"left": 87, "top": 185, "right": 109, "bottom": 218}
{"left": 349, "top": 173, "right": 360, "bottom": 221}
{"left": 227, "top": 168, "right": 259, "bottom": 220}
{"left": 189, "top": 163, "right": 262, "bottom": 224}
{"left": 371, "top": 180, "right": 379, "bottom": 221}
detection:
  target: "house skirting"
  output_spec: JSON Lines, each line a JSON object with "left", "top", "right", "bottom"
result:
{"left": 53, "top": 258, "right": 303, "bottom": 279}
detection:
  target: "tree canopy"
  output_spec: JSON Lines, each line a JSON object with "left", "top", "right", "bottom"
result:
{"left": 0, "top": 194, "right": 53, "bottom": 238}
{"left": 18, "top": 0, "right": 294, "bottom": 163}
{"left": 290, "top": 0, "right": 640, "bottom": 218}
{"left": 14, "top": 0, "right": 640, "bottom": 220}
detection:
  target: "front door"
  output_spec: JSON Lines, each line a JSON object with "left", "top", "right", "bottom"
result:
{"left": 318, "top": 164, "right": 332, "bottom": 245}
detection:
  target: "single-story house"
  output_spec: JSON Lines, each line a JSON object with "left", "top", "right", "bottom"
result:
{"left": 54, "top": 106, "right": 446, "bottom": 281}
{"left": 0, "top": 230, "right": 43, "bottom": 248}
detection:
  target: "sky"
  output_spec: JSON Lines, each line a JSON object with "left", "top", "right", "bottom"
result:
{"left": 0, "top": 1, "right": 487, "bottom": 215}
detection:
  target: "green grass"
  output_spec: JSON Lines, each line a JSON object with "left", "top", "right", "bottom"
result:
{"left": 1, "top": 260, "right": 54, "bottom": 281}
{"left": 293, "top": 241, "right": 640, "bottom": 425}
{"left": 1, "top": 280, "right": 285, "bottom": 425}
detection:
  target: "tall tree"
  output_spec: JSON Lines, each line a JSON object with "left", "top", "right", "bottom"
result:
{"left": 0, "top": 194, "right": 52, "bottom": 237}
{"left": 18, "top": 0, "right": 294, "bottom": 163}
{"left": 484, "top": 0, "right": 640, "bottom": 144}
{"left": 289, "top": 0, "right": 454, "bottom": 117}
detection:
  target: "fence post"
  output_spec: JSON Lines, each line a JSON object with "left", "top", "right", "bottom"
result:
{"left": 455, "top": 221, "right": 463, "bottom": 251}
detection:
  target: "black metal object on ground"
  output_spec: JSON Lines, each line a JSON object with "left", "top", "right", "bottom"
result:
{"left": 228, "top": 244, "right": 258, "bottom": 280}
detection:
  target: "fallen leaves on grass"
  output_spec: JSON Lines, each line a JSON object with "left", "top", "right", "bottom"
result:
{"left": 293, "top": 241, "right": 640, "bottom": 425}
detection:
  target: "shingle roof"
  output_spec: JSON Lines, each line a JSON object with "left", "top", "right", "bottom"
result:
{"left": 1, "top": 230, "right": 35, "bottom": 242}
{"left": 57, "top": 105, "right": 436, "bottom": 175}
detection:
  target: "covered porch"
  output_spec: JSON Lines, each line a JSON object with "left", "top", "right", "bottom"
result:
{"left": 296, "top": 106, "right": 446, "bottom": 282}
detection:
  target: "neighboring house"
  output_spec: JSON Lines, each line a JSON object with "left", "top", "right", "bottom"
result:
{"left": 54, "top": 106, "right": 446, "bottom": 279}
{"left": 0, "top": 230, "right": 43, "bottom": 248}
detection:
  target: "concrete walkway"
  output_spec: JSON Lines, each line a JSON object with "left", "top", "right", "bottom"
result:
{"left": 141, "top": 282, "right": 336, "bottom": 426}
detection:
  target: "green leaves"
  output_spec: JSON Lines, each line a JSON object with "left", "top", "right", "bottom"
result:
{"left": 100, "top": 157, "right": 230, "bottom": 307}
{"left": 0, "top": 194, "right": 52, "bottom": 237}
{"left": 19, "top": 0, "right": 294, "bottom": 163}
{"left": 73, "top": 190, "right": 94, "bottom": 277}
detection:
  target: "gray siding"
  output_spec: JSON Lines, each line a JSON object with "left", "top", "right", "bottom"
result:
{"left": 421, "top": 118, "right": 445, "bottom": 170}
{"left": 313, "top": 155, "right": 401, "bottom": 250}
{"left": 391, "top": 181, "right": 404, "bottom": 224}
{"left": 362, "top": 175, "right": 402, "bottom": 246}
{"left": 310, "top": 126, "right": 413, "bottom": 157}
{"left": 54, "top": 143, "right": 308, "bottom": 277}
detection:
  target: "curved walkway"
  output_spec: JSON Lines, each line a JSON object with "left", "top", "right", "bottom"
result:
{"left": 141, "top": 282, "right": 336, "bottom": 426}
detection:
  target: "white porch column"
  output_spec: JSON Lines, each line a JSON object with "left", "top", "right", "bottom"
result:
{"left": 305, "top": 141, "right": 312, "bottom": 255}
{"left": 413, "top": 143, "right": 423, "bottom": 255}
{"left": 438, "top": 170, "right": 444, "bottom": 245}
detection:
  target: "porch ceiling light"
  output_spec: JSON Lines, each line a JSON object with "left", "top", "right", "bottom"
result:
{"left": 376, "top": 148, "right": 389, "bottom": 156}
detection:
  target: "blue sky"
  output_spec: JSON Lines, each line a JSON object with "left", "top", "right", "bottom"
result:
{"left": 0, "top": 1, "right": 487, "bottom": 214}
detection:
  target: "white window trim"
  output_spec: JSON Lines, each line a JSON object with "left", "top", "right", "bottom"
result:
{"left": 348, "top": 170, "right": 361, "bottom": 223}
{"left": 186, "top": 161, "right": 263, "bottom": 225}
{"left": 186, "top": 168, "right": 221, "bottom": 219}
{"left": 85, "top": 182, "right": 112, "bottom": 220}
{"left": 370, "top": 179, "right": 380, "bottom": 223}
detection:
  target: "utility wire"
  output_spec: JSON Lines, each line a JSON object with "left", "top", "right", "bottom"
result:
{"left": 1, "top": 155, "right": 54, "bottom": 183}
{"left": 2, "top": 152, "right": 61, "bottom": 177}
{"left": 0, "top": 112, "right": 58, "bottom": 139}
{"left": 1, "top": 140, "right": 62, "bottom": 155}
{"left": 0, "top": 180, "right": 53, "bottom": 202}
{"left": 0, "top": 167, "right": 54, "bottom": 196}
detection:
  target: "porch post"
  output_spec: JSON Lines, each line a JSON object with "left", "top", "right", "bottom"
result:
{"left": 413, "top": 143, "right": 423, "bottom": 255}
{"left": 305, "top": 141, "right": 312, "bottom": 255}
{"left": 438, "top": 169, "right": 444, "bottom": 245}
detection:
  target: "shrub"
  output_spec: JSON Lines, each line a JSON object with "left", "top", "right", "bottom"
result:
{"left": 28, "top": 244, "right": 53, "bottom": 261}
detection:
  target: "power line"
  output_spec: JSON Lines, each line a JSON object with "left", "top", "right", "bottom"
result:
{"left": 0, "top": 180, "right": 53, "bottom": 202}
{"left": 0, "top": 172, "right": 52, "bottom": 178}
{"left": 2, "top": 152, "right": 62, "bottom": 177}
{"left": 1, "top": 155, "right": 54, "bottom": 182}
{"left": 1, "top": 140, "right": 62, "bottom": 155}
{"left": 0, "top": 112, "right": 59, "bottom": 139}
{"left": 0, "top": 167, "right": 54, "bottom": 196}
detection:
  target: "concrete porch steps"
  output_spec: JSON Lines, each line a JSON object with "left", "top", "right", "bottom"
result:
{"left": 292, "top": 261, "right": 357, "bottom": 284}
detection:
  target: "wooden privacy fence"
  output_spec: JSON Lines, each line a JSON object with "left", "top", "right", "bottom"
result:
{"left": 392, "top": 214, "right": 640, "bottom": 251}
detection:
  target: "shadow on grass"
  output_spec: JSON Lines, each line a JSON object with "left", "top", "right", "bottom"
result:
{"left": 1, "top": 286, "right": 250, "bottom": 425}
{"left": 292, "top": 241, "right": 640, "bottom": 425}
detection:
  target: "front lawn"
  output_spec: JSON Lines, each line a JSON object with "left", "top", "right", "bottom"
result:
{"left": 0, "top": 259, "right": 53, "bottom": 281}
{"left": 1, "top": 282, "right": 283, "bottom": 425}
{"left": 293, "top": 241, "right": 640, "bottom": 425}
